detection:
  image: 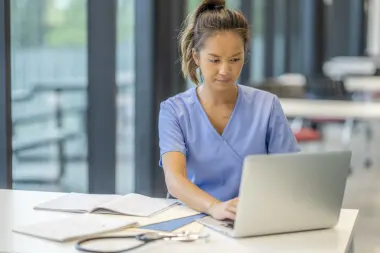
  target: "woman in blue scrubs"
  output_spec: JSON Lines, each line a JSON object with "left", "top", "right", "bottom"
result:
{"left": 158, "top": 0, "right": 300, "bottom": 221}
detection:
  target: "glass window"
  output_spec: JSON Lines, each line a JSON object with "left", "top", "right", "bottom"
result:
{"left": 11, "top": 0, "right": 88, "bottom": 192}
{"left": 250, "top": 0, "right": 265, "bottom": 82}
{"left": 226, "top": 0, "right": 241, "bottom": 10}
{"left": 273, "top": 0, "right": 286, "bottom": 77}
{"left": 366, "top": 0, "right": 380, "bottom": 56}
{"left": 116, "top": 0, "right": 135, "bottom": 194}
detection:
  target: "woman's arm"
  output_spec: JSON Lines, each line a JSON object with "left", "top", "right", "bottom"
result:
{"left": 162, "top": 152, "right": 217, "bottom": 212}
{"left": 159, "top": 101, "right": 237, "bottom": 220}
{"left": 162, "top": 152, "right": 237, "bottom": 220}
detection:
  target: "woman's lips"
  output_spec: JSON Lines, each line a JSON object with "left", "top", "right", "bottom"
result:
{"left": 216, "top": 79, "right": 231, "bottom": 83}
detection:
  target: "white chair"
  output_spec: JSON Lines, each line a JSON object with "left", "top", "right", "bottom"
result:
{"left": 275, "top": 73, "right": 306, "bottom": 131}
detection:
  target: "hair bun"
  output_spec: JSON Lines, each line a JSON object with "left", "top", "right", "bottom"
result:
{"left": 204, "top": 0, "right": 226, "bottom": 10}
{"left": 200, "top": 0, "right": 226, "bottom": 12}
{"left": 205, "top": 0, "right": 226, "bottom": 9}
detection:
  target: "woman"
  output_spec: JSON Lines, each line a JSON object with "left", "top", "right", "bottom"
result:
{"left": 158, "top": 0, "right": 300, "bottom": 221}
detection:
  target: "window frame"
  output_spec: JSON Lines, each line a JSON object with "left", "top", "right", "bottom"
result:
{"left": 87, "top": 0, "right": 117, "bottom": 193}
{"left": 0, "top": 0, "right": 12, "bottom": 189}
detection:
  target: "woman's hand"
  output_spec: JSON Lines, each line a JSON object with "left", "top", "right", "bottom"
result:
{"left": 207, "top": 197, "right": 238, "bottom": 221}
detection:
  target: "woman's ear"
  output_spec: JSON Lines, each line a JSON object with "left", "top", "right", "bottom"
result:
{"left": 192, "top": 48, "right": 199, "bottom": 66}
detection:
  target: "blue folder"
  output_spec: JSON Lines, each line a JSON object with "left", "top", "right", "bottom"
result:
{"left": 139, "top": 213, "right": 207, "bottom": 232}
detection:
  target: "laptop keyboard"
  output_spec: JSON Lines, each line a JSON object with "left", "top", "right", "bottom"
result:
{"left": 197, "top": 216, "right": 235, "bottom": 236}
{"left": 221, "top": 220, "right": 235, "bottom": 229}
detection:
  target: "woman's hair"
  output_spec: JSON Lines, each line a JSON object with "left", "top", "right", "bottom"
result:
{"left": 179, "top": 0, "right": 249, "bottom": 85}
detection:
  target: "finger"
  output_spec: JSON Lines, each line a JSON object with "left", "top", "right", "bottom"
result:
{"left": 229, "top": 198, "right": 238, "bottom": 207}
{"left": 224, "top": 211, "right": 236, "bottom": 221}
{"left": 226, "top": 205, "right": 237, "bottom": 214}
{"left": 227, "top": 198, "right": 236, "bottom": 204}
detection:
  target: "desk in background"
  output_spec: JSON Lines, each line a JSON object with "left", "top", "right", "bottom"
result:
{"left": 344, "top": 76, "right": 380, "bottom": 93}
{"left": 280, "top": 98, "right": 380, "bottom": 119}
{"left": 0, "top": 189, "right": 358, "bottom": 253}
{"left": 344, "top": 76, "right": 380, "bottom": 106}
{"left": 280, "top": 98, "right": 380, "bottom": 169}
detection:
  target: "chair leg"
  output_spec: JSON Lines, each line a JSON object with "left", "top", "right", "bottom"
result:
{"left": 342, "top": 119, "right": 354, "bottom": 174}
{"left": 342, "top": 119, "right": 354, "bottom": 147}
{"left": 290, "top": 117, "right": 304, "bottom": 132}
{"left": 364, "top": 121, "right": 373, "bottom": 169}
{"left": 57, "top": 139, "right": 65, "bottom": 184}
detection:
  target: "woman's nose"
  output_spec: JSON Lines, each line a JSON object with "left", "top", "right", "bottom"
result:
{"left": 219, "top": 62, "right": 231, "bottom": 75}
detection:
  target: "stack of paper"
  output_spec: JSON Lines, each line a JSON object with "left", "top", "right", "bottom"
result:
{"left": 34, "top": 192, "right": 179, "bottom": 217}
{"left": 13, "top": 214, "right": 138, "bottom": 242}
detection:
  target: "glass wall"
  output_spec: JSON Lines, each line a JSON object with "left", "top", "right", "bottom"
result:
{"left": 11, "top": 0, "right": 88, "bottom": 192}
{"left": 250, "top": 0, "right": 265, "bottom": 82}
{"left": 366, "top": 0, "right": 380, "bottom": 56}
{"left": 116, "top": 0, "right": 135, "bottom": 194}
{"left": 272, "top": 0, "right": 286, "bottom": 77}
{"left": 187, "top": 0, "right": 241, "bottom": 12}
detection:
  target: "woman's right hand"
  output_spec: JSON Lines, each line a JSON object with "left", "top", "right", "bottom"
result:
{"left": 207, "top": 197, "right": 238, "bottom": 221}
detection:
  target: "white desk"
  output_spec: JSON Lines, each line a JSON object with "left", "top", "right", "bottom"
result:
{"left": 344, "top": 76, "right": 380, "bottom": 93}
{"left": 279, "top": 98, "right": 380, "bottom": 119}
{"left": 280, "top": 98, "right": 380, "bottom": 168}
{"left": 0, "top": 189, "right": 358, "bottom": 253}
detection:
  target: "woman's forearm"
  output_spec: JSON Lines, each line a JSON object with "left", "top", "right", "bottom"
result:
{"left": 166, "top": 173, "right": 220, "bottom": 214}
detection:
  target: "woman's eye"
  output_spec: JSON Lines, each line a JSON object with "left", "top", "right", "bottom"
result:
{"left": 209, "top": 59, "right": 219, "bottom": 63}
{"left": 231, "top": 58, "right": 241, "bottom": 62}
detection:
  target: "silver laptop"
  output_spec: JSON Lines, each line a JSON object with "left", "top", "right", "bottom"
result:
{"left": 198, "top": 150, "right": 351, "bottom": 238}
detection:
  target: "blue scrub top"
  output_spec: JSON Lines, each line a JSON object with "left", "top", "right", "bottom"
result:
{"left": 158, "top": 84, "right": 300, "bottom": 202}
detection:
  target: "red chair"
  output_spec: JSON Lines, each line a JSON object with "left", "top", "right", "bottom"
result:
{"left": 293, "top": 128, "right": 322, "bottom": 142}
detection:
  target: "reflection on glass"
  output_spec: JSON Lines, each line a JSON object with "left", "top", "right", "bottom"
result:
{"left": 251, "top": 0, "right": 265, "bottom": 83}
{"left": 273, "top": 0, "right": 286, "bottom": 77}
{"left": 116, "top": 0, "right": 135, "bottom": 194}
{"left": 11, "top": 0, "right": 88, "bottom": 192}
{"left": 226, "top": 0, "right": 241, "bottom": 10}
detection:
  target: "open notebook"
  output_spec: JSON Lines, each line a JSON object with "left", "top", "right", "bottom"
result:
{"left": 13, "top": 214, "right": 138, "bottom": 242}
{"left": 34, "top": 193, "right": 178, "bottom": 217}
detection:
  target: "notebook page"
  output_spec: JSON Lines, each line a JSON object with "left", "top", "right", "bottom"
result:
{"left": 93, "top": 193, "right": 178, "bottom": 217}
{"left": 12, "top": 214, "right": 138, "bottom": 242}
{"left": 34, "top": 193, "right": 122, "bottom": 213}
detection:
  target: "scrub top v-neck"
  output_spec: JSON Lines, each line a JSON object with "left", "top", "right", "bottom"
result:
{"left": 158, "top": 84, "right": 300, "bottom": 201}
{"left": 195, "top": 85, "right": 242, "bottom": 140}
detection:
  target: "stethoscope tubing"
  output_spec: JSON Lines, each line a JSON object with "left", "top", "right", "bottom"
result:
{"left": 76, "top": 235, "right": 158, "bottom": 253}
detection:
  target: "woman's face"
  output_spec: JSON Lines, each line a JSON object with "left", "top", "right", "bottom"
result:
{"left": 193, "top": 31, "right": 245, "bottom": 91}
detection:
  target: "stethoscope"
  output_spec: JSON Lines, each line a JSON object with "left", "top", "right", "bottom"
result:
{"left": 76, "top": 231, "right": 210, "bottom": 253}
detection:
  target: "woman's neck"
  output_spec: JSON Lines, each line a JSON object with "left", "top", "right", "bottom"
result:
{"left": 197, "top": 83, "right": 238, "bottom": 106}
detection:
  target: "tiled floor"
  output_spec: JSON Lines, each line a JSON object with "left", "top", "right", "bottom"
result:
{"left": 344, "top": 167, "right": 380, "bottom": 253}
{"left": 13, "top": 121, "right": 380, "bottom": 253}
